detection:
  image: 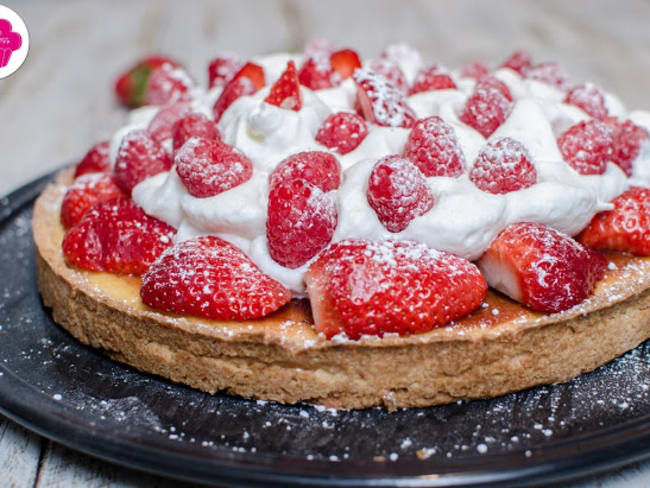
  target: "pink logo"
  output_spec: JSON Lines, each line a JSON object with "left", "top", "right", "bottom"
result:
{"left": 0, "top": 18, "right": 22, "bottom": 68}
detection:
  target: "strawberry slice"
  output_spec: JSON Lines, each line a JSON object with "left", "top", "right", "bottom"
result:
{"left": 298, "top": 56, "right": 340, "bottom": 90}
{"left": 564, "top": 83, "right": 608, "bottom": 120}
{"left": 265, "top": 61, "right": 302, "bottom": 110}
{"left": 141, "top": 236, "right": 291, "bottom": 320}
{"left": 114, "top": 129, "right": 172, "bottom": 194}
{"left": 208, "top": 53, "right": 244, "bottom": 88}
{"left": 305, "top": 239, "right": 487, "bottom": 339}
{"left": 369, "top": 58, "right": 408, "bottom": 95}
{"left": 403, "top": 116, "right": 465, "bottom": 177}
{"left": 60, "top": 173, "right": 126, "bottom": 229}
{"left": 500, "top": 50, "right": 532, "bottom": 74}
{"left": 144, "top": 63, "right": 193, "bottom": 106}
{"left": 557, "top": 119, "right": 614, "bottom": 175}
{"left": 469, "top": 137, "right": 537, "bottom": 194}
{"left": 315, "top": 112, "right": 368, "bottom": 155}
{"left": 171, "top": 112, "right": 221, "bottom": 151}
{"left": 62, "top": 198, "right": 175, "bottom": 275}
{"left": 367, "top": 155, "right": 435, "bottom": 233}
{"left": 460, "top": 85, "right": 512, "bottom": 138}
{"left": 329, "top": 49, "right": 362, "bottom": 80}
{"left": 213, "top": 62, "right": 266, "bottom": 122}
{"left": 175, "top": 138, "right": 252, "bottom": 198}
{"left": 607, "top": 119, "right": 649, "bottom": 177}
{"left": 354, "top": 68, "right": 416, "bottom": 128}
{"left": 147, "top": 101, "right": 190, "bottom": 144}
{"left": 269, "top": 151, "right": 341, "bottom": 193}
{"left": 578, "top": 187, "right": 650, "bottom": 256}
{"left": 114, "top": 56, "right": 178, "bottom": 108}
{"left": 409, "top": 65, "right": 457, "bottom": 95}
{"left": 460, "top": 61, "right": 489, "bottom": 80}
{"left": 74, "top": 141, "right": 111, "bottom": 178}
{"left": 478, "top": 222, "right": 607, "bottom": 313}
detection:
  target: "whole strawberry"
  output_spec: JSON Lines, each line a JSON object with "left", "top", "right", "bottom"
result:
{"left": 114, "top": 56, "right": 181, "bottom": 108}
{"left": 60, "top": 173, "right": 126, "bottom": 229}
{"left": 74, "top": 141, "right": 111, "bottom": 178}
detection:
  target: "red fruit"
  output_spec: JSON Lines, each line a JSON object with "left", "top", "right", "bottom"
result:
{"left": 459, "top": 86, "right": 512, "bottom": 138}
{"left": 208, "top": 54, "right": 244, "bottom": 88}
{"left": 171, "top": 113, "right": 221, "bottom": 151}
{"left": 175, "top": 138, "right": 252, "bottom": 198}
{"left": 144, "top": 63, "right": 193, "bottom": 106}
{"left": 557, "top": 120, "right": 614, "bottom": 175}
{"left": 266, "top": 178, "right": 337, "bottom": 269}
{"left": 329, "top": 49, "right": 362, "bottom": 80}
{"left": 475, "top": 75, "right": 513, "bottom": 101}
{"left": 305, "top": 239, "right": 487, "bottom": 339}
{"left": 315, "top": 112, "right": 368, "bottom": 154}
{"left": 403, "top": 116, "right": 465, "bottom": 177}
{"left": 114, "top": 56, "right": 178, "bottom": 108}
{"left": 409, "top": 65, "right": 457, "bottom": 95}
{"left": 147, "top": 101, "right": 190, "bottom": 144}
{"left": 478, "top": 222, "right": 607, "bottom": 313}
{"left": 460, "top": 61, "right": 489, "bottom": 80}
{"left": 500, "top": 50, "right": 532, "bottom": 74}
{"left": 62, "top": 198, "right": 175, "bottom": 275}
{"left": 265, "top": 61, "right": 302, "bottom": 110}
{"left": 60, "top": 173, "right": 126, "bottom": 229}
{"left": 609, "top": 120, "right": 650, "bottom": 177}
{"left": 469, "top": 137, "right": 537, "bottom": 194}
{"left": 114, "top": 129, "right": 172, "bottom": 194}
{"left": 367, "top": 155, "right": 435, "bottom": 233}
{"left": 269, "top": 151, "right": 341, "bottom": 192}
{"left": 354, "top": 68, "right": 416, "bottom": 128}
{"left": 213, "top": 62, "right": 266, "bottom": 121}
{"left": 304, "top": 38, "right": 336, "bottom": 58}
{"left": 524, "top": 62, "right": 569, "bottom": 90}
{"left": 564, "top": 83, "right": 608, "bottom": 120}
{"left": 298, "top": 56, "right": 340, "bottom": 90}
{"left": 74, "top": 141, "right": 110, "bottom": 178}
{"left": 578, "top": 187, "right": 650, "bottom": 256}
{"left": 141, "top": 236, "right": 291, "bottom": 320}
{"left": 369, "top": 58, "right": 408, "bottom": 95}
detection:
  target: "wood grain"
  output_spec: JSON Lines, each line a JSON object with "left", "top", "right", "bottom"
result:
{"left": 0, "top": 417, "right": 42, "bottom": 488}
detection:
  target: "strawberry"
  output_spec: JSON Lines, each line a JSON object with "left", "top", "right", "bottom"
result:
{"left": 369, "top": 58, "right": 408, "bottom": 95}
{"left": 500, "top": 50, "right": 532, "bottom": 74}
{"left": 305, "top": 239, "right": 487, "bottom": 339}
{"left": 524, "top": 62, "right": 570, "bottom": 91}
{"left": 62, "top": 198, "right": 175, "bottom": 275}
{"left": 265, "top": 61, "right": 302, "bottom": 110}
{"left": 459, "top": 86, "right": 512, "bottom": 138}
{"left": 557, "top": 119, "right": 614, "bottom": 175}
{"left": 478, "top": 222, "right": 607, "bottom": 313}
{"left": 114, "top": 56, "right": 178, "bottom": 108}
{"left": 475, "top": 75, "right": 513, "bottom": 101}
{"left": 564, "top": 83, "right": 608, "bottom": 120}
{"left": 298, "top": 56, "right": 340, "bottom": 90}
{"left": 74, "top": 141, "right": 111, "bottom": 178}
{"left": 144, "top": 63, "right": 193, "bottom": 106}
{"left": 409, "top": 65, "right": 457, "bottom": 95}
{"left": 213, "top": 62, "right": 266, "bottom": 121}
{"left": 354, "top": 68, "right": 416, "bottom": 128}
{"left": 175, "top": 138, "right": 252, "bottom": 198}
{"left": 269, "top": 151, "right": 341, "bottom": 192}
{"left": 469, "top": 137, "right": 537, "bottom": 194}
{"left": 315, "top": 112, "right": 368, "bottom": 154}
{"left": 329, "top": 49, "right": 362, "bottom": 80}
{"left": 460, "top": 61, "right": 489, "bottom": 80}
{"left": 114, "top": 129, "right": 172, "bottom": 194}
{"left": 60, "top": 173, "right": 126, "bottom": 229}
{"left": 367, "top": 155, "right": 435, "bottom": 232}
{"left": 208, "top": 54, "right": 244, "bottom": 88}
{"left": 578, "top": 187, "right": 650, "bottom": 256}
{"left": 403, "top": 116, "right": 465, "bottom": 177}
{"left": 171, "top": 112, "right": 221, "bottom": 151}
{"left": 608, "top": 119, "right": 649, "bottom": 177}
{"left": 147, "top": 101, "right": 190, "bottom": 144}
{"left": 266, "top": 178, "right": 337, "bottom": 269}
{"left": 141, "top": 236, "right": 291, "bottom": 320}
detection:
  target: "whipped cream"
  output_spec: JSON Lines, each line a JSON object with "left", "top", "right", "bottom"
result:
{"left": 126, "top": 51, "right": 646, "bottom": 294}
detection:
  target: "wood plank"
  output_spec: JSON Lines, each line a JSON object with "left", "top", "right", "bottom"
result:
{"left": 0, "top": 415, "right": 42, "bottom": 488}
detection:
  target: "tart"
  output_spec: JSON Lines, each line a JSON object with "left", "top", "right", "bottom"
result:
{"left": 34, "top": 44, "right": 650, "bottom": 409}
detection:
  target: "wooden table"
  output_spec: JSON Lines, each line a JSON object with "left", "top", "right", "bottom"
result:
{"left": 1, "top": 1, "right": 650, "bottom": 485}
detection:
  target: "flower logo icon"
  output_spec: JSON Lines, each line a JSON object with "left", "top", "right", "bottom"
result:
{"left": 0, "top": 18, "right": 22, "bottom": 68}
{"left": 0, "top": 4, "right": 28, "bottom": 78}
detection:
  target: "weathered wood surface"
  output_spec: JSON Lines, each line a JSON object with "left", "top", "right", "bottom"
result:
{"left": 1, "top": 0, "right": 650, "bottom": 486}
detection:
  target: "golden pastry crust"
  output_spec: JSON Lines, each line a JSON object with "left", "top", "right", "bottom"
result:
{"left": 33, "top": 169, "right": 650, "bottom": 409}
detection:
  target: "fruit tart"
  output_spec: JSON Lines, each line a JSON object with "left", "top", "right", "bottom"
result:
{"left": 34, "top": 44, "right": 650, "bottom": 409}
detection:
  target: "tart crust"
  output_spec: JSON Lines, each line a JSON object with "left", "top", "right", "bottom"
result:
{"left": 34, "top": 169, "right": 650, "bottom": 409}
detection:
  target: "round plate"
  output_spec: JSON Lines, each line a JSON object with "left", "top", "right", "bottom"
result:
{"left": 2, "top": 171, "right": 650, "bottom": 488}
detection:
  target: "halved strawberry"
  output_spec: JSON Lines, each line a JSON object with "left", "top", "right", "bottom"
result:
{"left": 213, "top": 62, "right": 266, "bottom": 121}
{"left": 269, "top": 151, "right": 341, "bottom": 192}
{"left": 298, "top": 56, "right": 340, "bottom": 90}
{"left": 141, "top": 236, "right": 291, "bottom": 320}
{"left": 564, "top": 83, "right": 608, "bottom": 120}
{"left": 403, "top": 116, "right": 465, "bottom": 177}
{"left": 114, "top": 129, "right": 172, "bottom": 194}
{"left": 114, "top": 56, "right": 178, "bottom": 108}
{"left": 459, "top": 85, "right": 512, "bottom": 138}
{"left": 460, "top": 61, "right": 489, "bottom": 80}
{"left": 305, "top": 239, "right": 487, "bottom": 339}
{"left": 62, "top": 198, "right": 175, "bottom": 275}
{"left": 354, "top": 68, "right": 416, "bottom": 128}
{"left": 469, "top": 137, "right": 537, "bottom": 194}
{"left": 171, "top": 113, "right": 221, "bottom": 151}
{"left": 265, "top": 61, "right": 302, "bottom": 110}
{"left": 147, "top": 101, "right": 190, "bottom": 144}
{"left": 409, "top": 65, "right": 457, "bottom": 95}
{"left": 208, "top": 54, "right": 244, "bottom": 88}
{"left": 608, "top": 119, "right": 650, "bottom": 177}
{"left": 315, "top": 112, "right": 368, "bottom": 155}
{"left": 144, "top": 64, "right": 193, "bottom": 106}
{"left": 557, "top": 119, "right": 614, "bottom": 175}
{"left": 61, "top": 173, "right": 126, "bottom": 229}
{"left": 578, "top": 187, "right": 650, "bottom": 256}
{"left": 74, "top": 141, "right": 111, "bottom": 178}
{"left": 500, "top": 50, "right": 532, "bottom": 75}
{"left": 329, "top": 49, "right": 362, "bottom": 80}
{"left": 478, "top": 222, "right": 607, "bottom": 313}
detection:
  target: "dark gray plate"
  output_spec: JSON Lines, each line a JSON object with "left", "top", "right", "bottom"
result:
{"left": 1, "top": 171, "right": 650, "bottom": 487}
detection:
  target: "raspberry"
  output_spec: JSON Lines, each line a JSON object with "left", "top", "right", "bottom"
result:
{"left": 367, "top": 155, "right": 435, "bottom": 232}
{"left": 475, "top": 75, "right": 513, "bottom": 101}
{"left": 524, "top": 62, "right": 570, "bottom": 90}
{"left": 460, "top": 61, "right": 489, "bottom": 80}
{"left": 144, "top": 63, "right": 193, "bottom": 106}
{"left": 141, "top": 236, "right": 291, "bottom": 320}
{"left": 459, "top": 86, "right": 512, "bottom": 138}
{"left": 369, "top": 58, "right": 408, "bottom": 94}
{"left": 269, "top": 151, "right": 341, "bottom": 192}
{"left": 208, "top": 54, "right": 244, "bottom": 88}
{"left": 557, "top": 120, "right": 614, "bottom": 175}
{"left": 315, "top": 112, "right": 368, "bottom": 155}
{"left": 175, "top": 138, "right": 252, "bottom": 198}
{"left": 329, "top": 49, "right": 362, "bottom": 80}
{"left": 354, "top": 68, "right": 416, "bottom": 128}
{"left": 469, "top": 137, "right": 537, "bottom": 194}
{"left": 60, "top": 173, "right": 126, "bottom": 229}
{"left": 564, "top": 83, "right": 608, "bottom": 120}
{"left": 171, "top": 113, "right": 221, "bottom": 151}
{"left": 147, "top": 101, "right": 190, "bottom": 144}
{"left": 114, "top": 129, "right": 172, "bottom": 194}
{"left": 265, "top": 61, "right": 302, "bottom": 110}
{"left": 409, "top": 65, "right": 457, "bottom": 95}
{"left": 500, "top": 50, "right": 532, "bottom": 74}
{"left": 74, "top": 141, "right": 110, "bottom": 178}
{"left": 608, "top": 119, "right": 650, "bottom": 177}
{"left": 266, "top": 178, "right": 337, "bottom": 268}
{"left": 298, "top": 56, "right": 340, "bottom": 90}
{"left": 403, "top": 116, "right": 465, "bottom": 177}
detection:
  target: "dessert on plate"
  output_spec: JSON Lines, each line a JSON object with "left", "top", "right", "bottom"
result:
{"left": 33, "top": 42, "right": 650, "bottom": 409}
